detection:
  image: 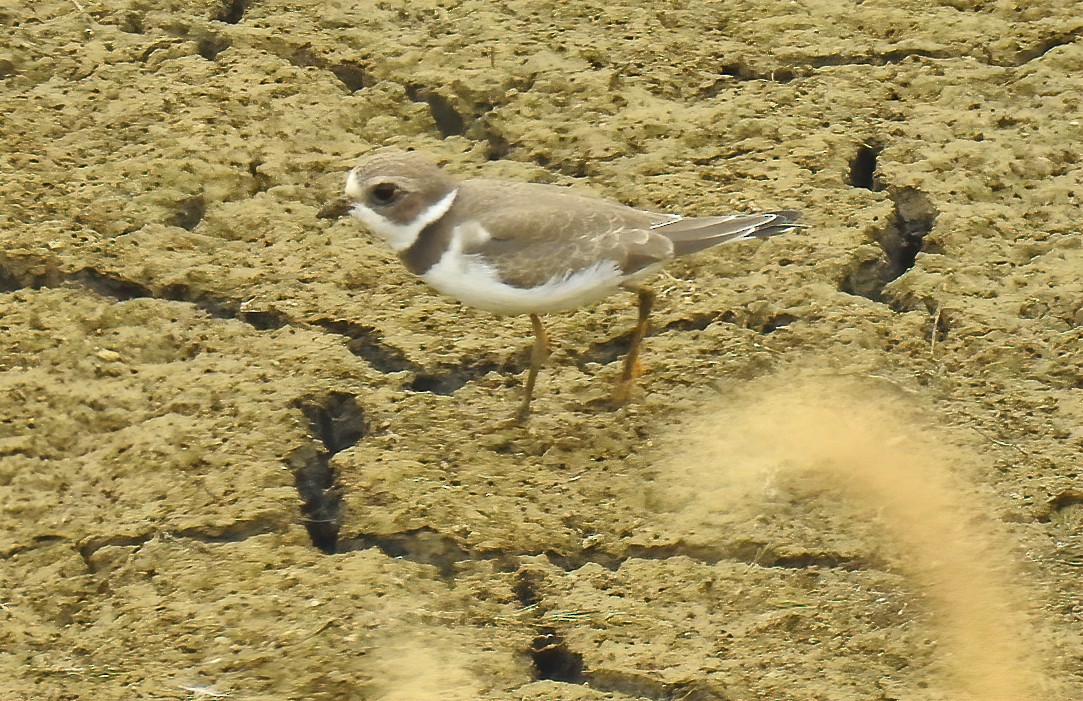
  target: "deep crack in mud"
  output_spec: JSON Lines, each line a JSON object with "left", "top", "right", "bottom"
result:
{"left": 291, "top": 392, "right": 366, "bottom": 553}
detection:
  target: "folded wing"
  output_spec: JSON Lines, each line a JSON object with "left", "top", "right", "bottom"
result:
{"left": 653, "top": 210, "right": 800, "bottom": 256}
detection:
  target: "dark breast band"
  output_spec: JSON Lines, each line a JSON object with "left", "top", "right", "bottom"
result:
{"left": 399, "top": 219, "right": 453, "bottom": 276}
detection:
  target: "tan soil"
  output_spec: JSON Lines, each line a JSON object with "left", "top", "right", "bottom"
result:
{"left": 1, "top": 1, "right": 1081, "bottom": 699}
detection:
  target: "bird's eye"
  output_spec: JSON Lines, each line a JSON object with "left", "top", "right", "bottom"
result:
{"left": 369, "top": 182, "right": 401, "bottom": 206}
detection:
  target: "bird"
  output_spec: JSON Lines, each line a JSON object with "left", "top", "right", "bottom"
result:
{"left": 342, "top": 148, "right": 798, "bottom": 421}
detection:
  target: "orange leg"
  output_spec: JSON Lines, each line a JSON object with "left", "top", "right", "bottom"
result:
{"left": 613, "top": 288, "right": 655, "bottom": 404}
{"left": 516, "top": 313, "right": 551, "bottom": 422}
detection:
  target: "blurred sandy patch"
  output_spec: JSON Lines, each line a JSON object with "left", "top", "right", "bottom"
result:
{"left": 654, "top": 371, "right": 1049, "bottom": 701}
{"left": 363, "top": 626, "right": 511, "bottom": 701}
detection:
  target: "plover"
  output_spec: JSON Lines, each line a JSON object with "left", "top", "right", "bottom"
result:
{"left": 343, "top": 148, "right": 798, "bottom": 421}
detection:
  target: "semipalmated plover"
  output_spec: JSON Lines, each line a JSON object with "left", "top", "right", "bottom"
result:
{"left": 344, "top": 148, "right": 798, "bottom": 421}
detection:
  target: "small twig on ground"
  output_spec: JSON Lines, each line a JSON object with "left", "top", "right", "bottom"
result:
{"left": 305, "top": 617, "right": 337, "bottom": 638}
{"left": 69, "top": 0, "right": 98, "bottom": 30}
{"left": 930, "top": 304, "right": 942, "bottom": 356}
{"left": 970, "top": 425, "right": 1029, "bottom": 456}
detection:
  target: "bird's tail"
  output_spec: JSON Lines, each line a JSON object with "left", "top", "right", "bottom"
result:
{"left": 653, "top": 210, "right": 799, "bottom": 257}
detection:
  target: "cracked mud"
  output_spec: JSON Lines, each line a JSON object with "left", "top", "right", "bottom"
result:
{"left": 2, "top": 1, "right": 1082, "bottom": 700}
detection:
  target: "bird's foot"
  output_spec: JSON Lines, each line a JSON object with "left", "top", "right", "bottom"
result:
{"left": 511, "top": 400, "right": 533, "bottom": 426}
{"left": 610, "top": 379, "right": 635, "bottom": 406}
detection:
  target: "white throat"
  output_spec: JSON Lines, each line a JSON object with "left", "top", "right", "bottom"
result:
{"left": 348, "top": 186, "right": 458, "bottom": 252}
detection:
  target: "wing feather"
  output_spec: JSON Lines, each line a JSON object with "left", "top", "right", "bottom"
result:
{"left": 653, "top": 210, "right": 799, "bottom": 256}
{"left": 453, "top": 180, "right": 675, "bottom": 287}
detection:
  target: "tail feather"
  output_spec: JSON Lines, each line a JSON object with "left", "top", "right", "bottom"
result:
{"left": 653, "top": 210, "right": 799, "bottom": 257}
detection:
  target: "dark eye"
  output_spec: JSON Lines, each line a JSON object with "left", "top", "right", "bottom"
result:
{"left": 369, "top": 182, "right": 401, "bottom": 206}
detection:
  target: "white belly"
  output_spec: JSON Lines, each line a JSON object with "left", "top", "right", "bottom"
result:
{"left": 422, "top": 251, "right": 633, "bottom": 316}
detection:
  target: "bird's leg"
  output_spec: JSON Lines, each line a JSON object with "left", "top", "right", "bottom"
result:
{"left": 613, "top": 287, "right": 655, "bottom": 404}
{"left": 516, "top": 313, "right": 550, "bottom": 422}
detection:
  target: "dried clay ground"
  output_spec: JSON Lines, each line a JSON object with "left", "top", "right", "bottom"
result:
{"left": 2, "top": 1, "right": 1082, "bottom": 700}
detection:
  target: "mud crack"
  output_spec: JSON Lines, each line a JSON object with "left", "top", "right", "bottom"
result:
{"left": 0, "top": 257, "right": 437, "bottom": 372}
{"left": 408, "top": 355, "right": 520, "bottom": 395}
{"left": 710, "top": 33, "right": 1083, "bottom": 85}
{"left": 839, "top": 187, "right": 938, "bottom": 301}
{"left": 407, "top": 84, "right": 465, "bottom": 138}
{"left": 517, "top": 566, "right": 725, "bottom": 701}
{"left": 1009, "top": 27, "right": 1083, "bottom": 66}
{"left": 290, "top": 392, "right": 366, "bottom": 553}
{"left": 708, "top": 48, "right": 953, "bottom": 85}
{"left": 313, "top": 318, "right": 523, "bottom": 396}
{"left": 276, "top": 44, "right": 374, "bottom": 94}
{"left": 339, "top": 527, "right": 869, "bottom": 578}
{"left": 0, "top": 256, "right": 545, "bottom": 396}
{"left": 213, "top": 0, "right": 248, "bottom": 25}
{"left": 587, "top": 669, "right": 724, "bottom": 701}
{"left": 849, "top": 143, "right": 881, "bottom": 191}
{"left": 530, "top": 629, "right": 584, "bottom": 683}
{"left": 328, "top": 62, "right": 370, "bottom": 93}
{"left": 0, "top": 260, "right": 296, "bottom": 330}
{"left": 76, "top": 520, "right": 284, "bottom": 573}
{"left": 310, "top": 318, "right": 422, "bottom": 374}
{"left": 571, "top": 310, "right": 797, "bottom": 369}
{"left": 1036, "top": 490, "right": 1083, "bottom": 524}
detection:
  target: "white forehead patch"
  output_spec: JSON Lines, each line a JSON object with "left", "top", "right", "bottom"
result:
{"left": 344, "top": 169, "right": 364, "bottom": 200}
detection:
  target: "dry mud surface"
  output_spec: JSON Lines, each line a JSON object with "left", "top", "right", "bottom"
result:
{"left": 2, "top": 1, "right": 1082, "bottom": 699}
